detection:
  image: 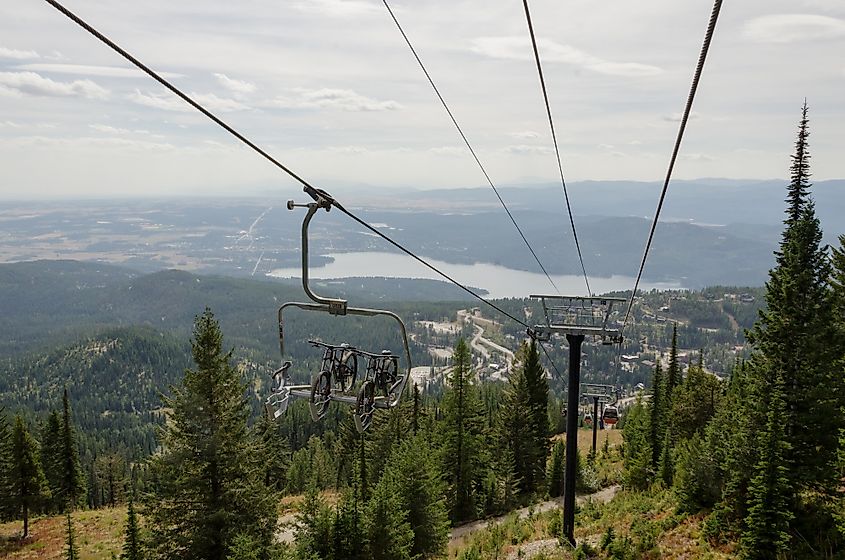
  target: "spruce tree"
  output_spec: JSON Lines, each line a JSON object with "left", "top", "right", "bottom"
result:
{"left": 121, "top": 495, "right": 142, "bottom": 560}
{"left": 547, "top": 440, "right": 565, "bottom": 498}
{"left": 144, "top": 309, "right": 278, "bottom": 560}
{"left": 648, "top": 361, "right": 664, "bottom": 471}
{"left": 497, "top": 340, "right": 548, "bottom": 496}
{"left": 11, "top": 415, "right": 49, "bottom": 538}
{"left": 364, "top": 485, "right": 413, "bottom": 560}
{"left": 0, "top": 409, "right": 13, "bottom": 520}
{"left": 65, "top": 512, "right": 80, "bottom": 560}
{"left": 440, "top": 338, "right": 486, "bottom": 522}
{"left": 666, "top": 323, "right": 680, "bottom": 397}
{"left": 40, "top": 411, "right": 63, "bottom": 513}
{"left": 59, "top": 388, "right": 85, "bottom": 511}
{"left": 523, "top": 339, "right": 550, "bottom": 492}
{"left": 741, "top": 374, "right": 793, "bottom": 558}
{"left": 746, "top": 102, "right": 841, "bottom": 497}
{"left": 383, "top": 435, "right": 449, "bottom": 558}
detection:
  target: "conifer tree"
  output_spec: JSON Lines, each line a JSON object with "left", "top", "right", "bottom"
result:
{"left": 648, "top": 361, "right": 664, "bottom": 471}
{"left": 746, "top": 102, "right": 841, "bottom": 497}
{"left": 666, "top": 323, "right": 680, "bottom": 397}
{"left": 440, "top": 338, "right": 486, "bottom": 522}
{"left": 382, "top": 435, "right": 449, "bottom": 558}
{"left": 121, "top": 495, "right": 142, "bottom": 560}
{"left": 11, "top": 415, "right": 49, "bottom": 538}
{"left": 547, "top": 440, "right": 565, "bottom": 498}
{"left": 741, "top": 374, "right": 793, "bottom": 558}
{"left": 144, "top": 309, "right": 278, "bottom": 560}
{"left": 59, "top": 388, "right": 85, "bottom": 511}
{"left": 497, "top": 340, "right": 548, "bottom": 495}
{"left": 294, "top": 484, "right": 334, "bottom": 560}
{"left": 0, "top": 409, "right": 13, "bottom": 520}
{"left": 364, "top": 478, "right": 413, "bottom": 560}
{"left": 65, "top": 512, "right": 79, "bottom": 560}
{"left": 622, "top": 400, "right": 652, "bottom": 490}
{"left": 40, "top": 411, "right": 62, "bottom": 513}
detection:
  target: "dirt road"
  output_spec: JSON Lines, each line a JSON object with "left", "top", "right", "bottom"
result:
{"left": 449, "top": 485, "right": 620, "bottom": 542}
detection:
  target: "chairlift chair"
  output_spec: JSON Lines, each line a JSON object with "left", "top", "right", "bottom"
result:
{"left": 264, "top": 187, "right": 413, "bottom": 433}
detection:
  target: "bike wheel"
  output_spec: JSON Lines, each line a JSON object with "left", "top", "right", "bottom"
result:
{"left": 338, "top": 350, "right": 358, "bottom": 392}
{"left": 355, "top": 380, "right": 376, "bottom": 432}
{"left": 380, "top": 358, "right": 399, "bottom": 397}
{"left": 309, "top": 370, "right": 332, "bottom": 421}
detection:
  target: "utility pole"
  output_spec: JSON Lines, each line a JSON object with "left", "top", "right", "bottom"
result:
{"left": 530, "top": 295, "right": 623, "bottom": 547}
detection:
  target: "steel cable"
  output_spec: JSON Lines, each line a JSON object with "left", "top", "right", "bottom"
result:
{"left": 42, "top": 0, "right": 535, "bottom": 332}
{"left": 621, "top": 0, "right": 724, "bottom": 332}
{"left": 520, "top": 0, "right": 592, "bottom": 297}
{"left": 380, "top": 0, "right": 560, "bottom": 295}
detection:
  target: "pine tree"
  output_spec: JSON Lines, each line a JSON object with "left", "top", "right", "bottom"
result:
{"left": 65, "top": 512, "right": 80, "bottom": 560}
{"left": 440, "top": 338, "right": 487, "bottom": 522}
{"left": 144, "top": 309, "right": 278, "bottom": 560}
{"left": 121, "top": 495, "right": 142, "bottom": 560}
{"left": 622, "top": 399, "right": 653, "bottom": 490}
{"left": 383, "top": 435, "right": 449, "bottom": 558}
{"left": 0, "top": 409, "right": 14, "bottom": 520}
{"left": 648, "top": 361, "right": 664, "bottom": 471}
{"left": 666, "top": 323, "right": 680, "bottom": 397}
{"left": 364, "top": 474, "right": 413, "bottom": 560}
{"left": 547, "top": 440, "right": 565, "bottom": 498}
{"left": 746, "top": 102, "right": 841, "bottom": 497}
{"left": 40, "top": 411, "right": 63, "bottom": 513}
{"left": 741, "top": 374, "right": 793, "bottom": 558}
{"left": 497, "top": 340, "right": 548, "bottom": 496}
{"left": 294, "top": 484, "right": 334, "bottom": 560}
{"left": 254, "top": 413, "right": 290, "bottom": 493}
{"left": 11, "top": 415, "right": 49, "bottom": 538}
{"left": 59, "top": 388, "right": 85, "bottom": 511}
{"left": 523, "top": 339, "right": 550, "bottom": 493}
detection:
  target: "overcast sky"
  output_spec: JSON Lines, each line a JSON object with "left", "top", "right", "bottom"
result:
{"left": 1, "top": 0, "right": 844, "bottom": 199}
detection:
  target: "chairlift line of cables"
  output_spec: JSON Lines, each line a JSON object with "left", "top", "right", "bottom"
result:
{"left": 40, "top": 0, "right": 532, "bottom": 332}
{"left": 379, "top": 0, "right": 560, "bottom": 296}
{"left": 620, "top": 0, "right": 724, "bottom": 335}
{"left": 43, "top": 0, "right": 725, "bottom": 382}
{"left": 520, "top": 0, "right": 592, "bottom": 298}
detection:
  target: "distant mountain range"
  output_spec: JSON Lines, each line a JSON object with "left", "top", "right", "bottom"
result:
{"left": 1, "top": 179, "right": 841, "bottom": 288}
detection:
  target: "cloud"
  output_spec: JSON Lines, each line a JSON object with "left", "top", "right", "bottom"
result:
{"left": 662, "top": 111, "right": 700, "bottom": 123}
{"left": 471, "top": 36, "right": 662, "bottom": 77}
{"left": 0, "top": 71, "right": 109, "bottom": 99}
{"left": 16, "top": 63, "right": 183, "bottom": 79}
{"left": 214, "top": 73, "right": 256, "bottom": 94}
{"left": 504, "top": 145, "right": 555, "bottom": 155}
{"left": 744, "top": 14, "right": 845, "bottom": 43}
{"left": 89, "top": 124, "right": 131, "bottom": 134}
{"left": 5, "top": 135, "right": 177, "bottom": 152}
{"left": 429, "top": 146, "right": 467, "bottom": 157}
{"left": 270, "top": 88, "right": 402, "bottom": 112}
{"left": 0, "top": 47, "right": 39, "bottom": 60}
{"left": 129, "top": 90, "right": 247, "bottom": 112}
{"left": 682, "top": 153, "right": 715, "bottom": 162}
{"left": 510, "top": 131, "right": 540, "bottom": 140}
{"left": 294, "top": 0, "right": 378, "bottom": 17}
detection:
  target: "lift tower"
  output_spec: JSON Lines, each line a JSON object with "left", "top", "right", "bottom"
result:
{"left": 530, "top": 295, "right": 623, "bottom": 547}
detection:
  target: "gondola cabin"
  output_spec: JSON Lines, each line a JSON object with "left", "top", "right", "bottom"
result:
{"left": 602, "top": 405, "right": 619, "bottom": 426}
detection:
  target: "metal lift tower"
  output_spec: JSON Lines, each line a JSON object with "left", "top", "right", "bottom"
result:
{"left": 530, "top": 295, "right": 624, "bottom": 547}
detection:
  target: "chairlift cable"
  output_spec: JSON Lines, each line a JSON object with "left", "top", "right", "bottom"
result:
{"left": 380, "top": 0, "right": 561, "bottom": 295}
{"left": 621, "top": 0, "right": 724, "bottom": 332}
{"left": 42, "top": 0, "right": 534, "bottom": 331}
{"left": 520, "top": 0, "right": 592, "bottom": 297}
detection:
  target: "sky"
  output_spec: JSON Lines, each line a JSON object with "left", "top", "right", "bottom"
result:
{"left": 1, "top": 0, "right": 844, "bottom": 199}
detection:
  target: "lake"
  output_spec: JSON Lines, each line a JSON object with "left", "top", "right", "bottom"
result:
{"left": 267, "top": 251, "right": 681, "bottom": 299}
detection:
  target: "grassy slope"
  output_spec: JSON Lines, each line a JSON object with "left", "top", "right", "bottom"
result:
{"left": 0, "top": 508, "right": 126, "bottom": 559}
